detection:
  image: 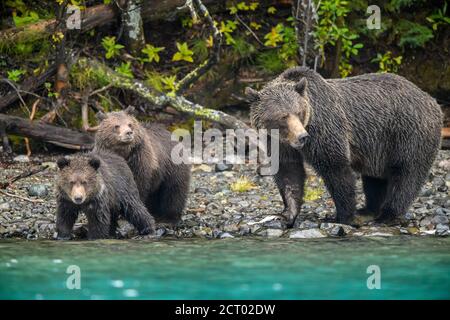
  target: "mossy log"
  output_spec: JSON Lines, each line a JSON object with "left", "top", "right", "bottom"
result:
{"left": 80, "top": 58, "right": 250, "bottom": 130}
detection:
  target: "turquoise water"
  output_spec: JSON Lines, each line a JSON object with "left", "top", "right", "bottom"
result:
{"left": 0, "top": 237, "right": 449, "bottom": 300}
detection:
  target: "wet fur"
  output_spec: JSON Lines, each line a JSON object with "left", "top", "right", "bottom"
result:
{"left": 94, "top": 110, "right": 191, "bottom": 223}
{"left": 56, "top": 151, "right": 156, "bottom": 239}
{"left": 249, "top": 67, "right": 443, "bottom": 225}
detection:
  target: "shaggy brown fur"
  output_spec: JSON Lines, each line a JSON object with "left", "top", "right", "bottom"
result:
{"left": 56, "top": 151, "right": 155, "bottom": 239}
{"left": 94, "top": 107, "right": 191, "bottom": 223}
{"left": 246, "top": 67, "right": 442, "bottom": 226}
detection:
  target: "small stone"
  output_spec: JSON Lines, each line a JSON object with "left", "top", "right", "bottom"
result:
{"left": 404, "top": 212, "right": 416, "bottom": 220}
{"left": 220, "top": 232, "right": 234, "bottom": 239}
{"left": 263, "top": 219, "right": 284, "bottom": 229}
{"left": 42, "top": 162, "right": 57, "bottom": 170}
{"left": 194, "top": 187, "right": 212, "bottom": 195}
{"left": 265, "top": 229, "right": 284, "bottom": 238}
{"left": 215, "top": 163, "right": 233, "bottom": 172}
{"left": 407, "top": 227, "right": 420, "bottom": 235}
{"left": 27, "top": 185, "right": 49, "bottom": 198}
{"left": 420, "top": 188, "right": 433, "bottom": 197}
{"left": 435, "top": 224, "right": 449, "bottom": 236}
{"left": 0, "top": 202, "right": 10, "bottom": 212}
{"left": 13, "top": 155, "right": 30, "bottom": 163}
{"left": 437, "top": 160, "right": 450, "bottom": 171}
{"left": 431, "top": 214, "right": 449, "bottom": 225}
{"left": 289, "top": 228, "right": 326, "bottom": 239}
{"left": 238, "top": 200, "right": 250, "bottom": 208}
{"left": 193, "top": 164, "right": 212, "bottom": 173}
{"left": 295, "top": 220, "right": 319, "bottom": 229}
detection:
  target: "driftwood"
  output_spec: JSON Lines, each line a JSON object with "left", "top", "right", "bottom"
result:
{"left": 0, "top": 113, "right": 93, "bottom": 150}
{"left": 0, "top": 165, "right": 49, "bottom": 189}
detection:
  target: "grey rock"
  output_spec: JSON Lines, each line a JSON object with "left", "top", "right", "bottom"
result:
{"left": 263, "top": 219, "right": 284, "bottom": 229}
{"left": 435, "top": 224, "right": 449, "bottom": 236}
{"left": 220, "top": 232, "right": 234, "bottom": 239}
{"left": 194, "top": 187, "right": 212, "bottom": 195}
{"left": 265, "top": 229, "right": 284, "bottom": 238}
{"left": 13, "top": 155, "right": 30, "bottom": 163}
{"left": 289, "top": 228, "right": 326, "bottom": 239}
{"left": 215, "top": 163, "right": 233, "bottom": 172}
{"left": 404, "top": 212, "right": 416, "bottom": 220}
{"left": 0, "top": 202, "right": 10, "bottom": 212}
{"left": 295, "top": 220, "right": 319, "bottom": 229}
{"left": 27, "top": 185, "right": 49, "bottom": 198}
{"left": 431, "top": 214, "right": 449, "bottom": 225}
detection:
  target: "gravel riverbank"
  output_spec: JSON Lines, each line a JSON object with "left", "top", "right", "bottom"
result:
{"left": 0, "top": 151, "right": 449, "bottom": 240}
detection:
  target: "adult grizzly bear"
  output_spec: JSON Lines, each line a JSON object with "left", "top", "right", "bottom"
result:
{"left": 94, "top": 107, "right": 191, "bottom": 223}
{"left": 56, "top": 151, "right": 156, "bottom": 239}
{"left": 245, "top": 67, "right": 442, "bottom": 226}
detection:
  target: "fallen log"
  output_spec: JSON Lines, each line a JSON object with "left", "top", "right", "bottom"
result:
{"left": 0, "top": 0, "right": 224, "bottom": 45}
{"left": 0, "top": 114, "right": 93, "bottom": 150}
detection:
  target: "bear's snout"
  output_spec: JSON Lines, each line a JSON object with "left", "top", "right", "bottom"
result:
{"left": 71, "top": 185, "right": 86, "bottom": 204}
{"left": 297, "top": 132, "right": 309, "bottom": 148}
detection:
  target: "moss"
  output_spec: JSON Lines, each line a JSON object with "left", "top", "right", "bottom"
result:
{"left": 230, "top": 176, "right": 257, "bottom": 192}
{"left": 303, "top": 187, "right": 324, "bottom": 202}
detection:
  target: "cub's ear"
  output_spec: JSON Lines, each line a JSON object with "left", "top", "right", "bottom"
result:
{"left": 124, "top": 105, "right": 137, "bottom": 115}
{"left": 95, "top": 111, "right": 107, "bottom": 122}
{"left": 56, "top": 157, "right": 70, "bottom": 170}
{"left": 88, "top": 157, "right": 101, "bottom": 171}
{"left": 295, "top": 78, "right": 308, "bottom": 96}
{"left": 244, "top": 87, "right": 260, "bottom": 103}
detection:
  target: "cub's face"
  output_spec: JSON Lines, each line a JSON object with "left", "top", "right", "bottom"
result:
{"left": 56, "top": 156, "right": 101, "bottom": 205}
{"left": 245, "top": 78, "right": 311, "bottom": 149}
{"left": 96, "top": 106, "right": 140, "bottom": 147}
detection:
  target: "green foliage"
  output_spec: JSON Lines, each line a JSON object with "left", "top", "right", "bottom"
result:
{"left": 44, "top": 82, "right": 59, "bottom": 98}
{"left": 115, "top": 62, "right": 133, "bottom": 78}
{"left": 172, "top": 42, "right": 194, "bottom": 63}
{"left": 141, "top": 44, "right": 165, "bottom": 63}
{"left": 426, "top": 2, "right": 450, "bottom": 31}
{"left": 219, "top": 20, "right": 238, "bottom": 45}
{"left": 264, "top": 24, "right": 284, "bottom": 47}
{"left": 315, "top": 0, "right": 363, "bottom": 77}
{"left": 396, "top": 20, "right": 433, "bottom": 48}
{"left": 371, "top": 51, "right": 403, "bottom": 73}
{"left": 230, "top": 176, "right": 257, "bottom": 192}
{"left": 228, "top": 1, "right": 259, "bottom": 14}
{"left": 7, "top": 69, "right": 26, "bottom": 82}
{"left": 101, "top": 36, "right": 124, "bottom": 59}
{"left": 192, "top": 39, "right": 209, "bottom": 62}
{"left": 267, "top": 6, "right": 277, "bottom": 14}
{"left": 161, "top": 75, "right": 177, "bottom": 92}
{"left": 256, "top": 51, "right": 285, "bottom": 73}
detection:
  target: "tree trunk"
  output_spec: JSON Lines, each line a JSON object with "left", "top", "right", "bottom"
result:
{"left": 120, "top": 0, "right": 146, "bottom": 55}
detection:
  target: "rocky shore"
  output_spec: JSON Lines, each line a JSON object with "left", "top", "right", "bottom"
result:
{"left": 0, "top": 151, "right": 449, "bottom": 240}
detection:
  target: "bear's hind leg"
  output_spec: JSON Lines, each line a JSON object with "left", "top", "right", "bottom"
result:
{"left": 274, "top": 161, "right": 306, "bottom": 227}
{"left": 376, "top": 168, "right": 427, "bottom": 224}
{"left": 320, "top": 165, "right": 356, "bottom": 224}
{"left": 360, "top": 176, "right": 388, "bottom": 215}
{"left": 155, "top": 178, "right": 190, "bottom": 224}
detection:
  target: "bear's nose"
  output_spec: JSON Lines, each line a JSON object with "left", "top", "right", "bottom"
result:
{"left": 73, "top": 196, "right": 84, "bottom": 204}
{"left": 125, "top": 130, "right": 133, "bottom": 136}
{"left": 297, "top": 132, "right": 309, "bottom": 147}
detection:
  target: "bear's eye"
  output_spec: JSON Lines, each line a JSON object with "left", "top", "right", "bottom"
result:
{"left": 114, "top": 125, "right": 120, "bottom": 130}
{"left": 128, "top": 123, "right": 133, "bottom": 128}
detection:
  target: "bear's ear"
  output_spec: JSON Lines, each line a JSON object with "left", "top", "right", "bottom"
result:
{"left": 95, "top": 111, "right": 107, "bottom": 122}
{"left": 56, "top": 157, "right": 70, "bottom": 170}
{"left": 295, "top": 78, "right": 308, "bottom": 96}
{"left": 244, "top": 87, "right": 260, "bottom": 103}
{"left": 88, "top": 157, "right": 101, "bottom": 171}
{"left": 124, "top": 105, "right": 137, "bottom": 115}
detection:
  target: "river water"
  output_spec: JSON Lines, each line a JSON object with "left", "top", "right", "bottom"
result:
{"left": 0, "top": 237, "right": 449, "bottom": 299}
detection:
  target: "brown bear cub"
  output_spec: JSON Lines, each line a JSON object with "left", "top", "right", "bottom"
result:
{"left": 246, "top": 67, "right": 442, "bottom": 226}
{"left": 94, "top": 106, "right": 191, "bottom": 224}
{"left": 56, "top": 151, "right": 156, "bottom": 239}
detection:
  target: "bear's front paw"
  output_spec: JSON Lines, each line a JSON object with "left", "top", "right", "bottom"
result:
{"left": 280, "top": 209, "right": 299, "bottom": 228}
{"left": 55, "top": 233, "right": 72, "bottom": 241}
